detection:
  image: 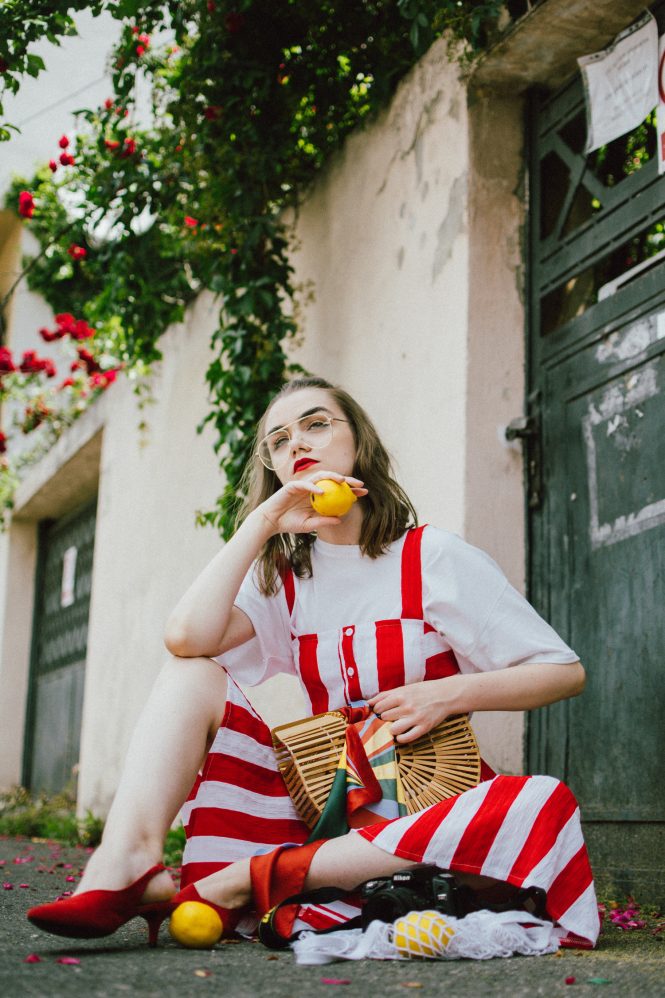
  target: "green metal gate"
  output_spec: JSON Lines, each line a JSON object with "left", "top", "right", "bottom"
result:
{"left": 526, "top": 7, "right": 665, "bottom": 902}
{"left": 23, "top": 498, "right": 98, "bottom": 795}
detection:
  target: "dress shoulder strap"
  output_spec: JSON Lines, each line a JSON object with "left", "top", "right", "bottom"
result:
{"left": 400, "top": 524, "right": 427, "bottom": 619}
{"left": 280, "top": 565, "right": 296, "bottom": 616}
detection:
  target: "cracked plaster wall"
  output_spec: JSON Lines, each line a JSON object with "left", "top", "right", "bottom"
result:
{"left": 287, "top": 36, "right": 528, "bottom": 773}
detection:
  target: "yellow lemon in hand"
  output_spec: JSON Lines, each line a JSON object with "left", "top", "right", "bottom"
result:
{"left": 393, "top": 910, "right": 455, "bottom": 958}
{"left": 169, "top": 901, "right": 223, "bottom": 948}
{"left": 310, "top": 479, "right": 357, "bottom": 517}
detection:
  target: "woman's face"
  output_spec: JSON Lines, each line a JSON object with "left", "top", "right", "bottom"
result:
{"left": 262, "top": 387, "right": 356, "bottom": 486}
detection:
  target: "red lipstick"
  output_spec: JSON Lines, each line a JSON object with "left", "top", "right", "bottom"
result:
{"left": 294, "top": 458, "right": 319, "bottom": 473}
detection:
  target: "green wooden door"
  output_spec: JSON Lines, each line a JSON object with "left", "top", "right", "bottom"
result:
{"left": 526, "top": 36, "right": 665, "bottom": 901}
{"left": 23, "top": 498, "right": 98, "bottom": 795}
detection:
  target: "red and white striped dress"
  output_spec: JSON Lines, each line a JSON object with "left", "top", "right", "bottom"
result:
{"left": 181, "top": 526, "right": 599, "bottom": 945}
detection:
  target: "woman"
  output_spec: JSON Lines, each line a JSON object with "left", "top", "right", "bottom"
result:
{"left": 27, "top": 377, "right": 599, "bottom": 948}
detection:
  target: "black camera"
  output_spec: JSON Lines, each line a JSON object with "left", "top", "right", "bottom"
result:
{"left": 359, "top": 864, "right": 548, "bottom": 928}
{"left": 359, "top": 865, "right": 463, "bottom": 927}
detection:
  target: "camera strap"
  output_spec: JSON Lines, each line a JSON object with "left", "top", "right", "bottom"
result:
{"left": 258, "top": 886, "right": 363, "bottom": 949}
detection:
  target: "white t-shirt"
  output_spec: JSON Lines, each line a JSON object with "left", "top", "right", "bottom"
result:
{"left": 216, "top": 526, "right": 579, "bottom": 687}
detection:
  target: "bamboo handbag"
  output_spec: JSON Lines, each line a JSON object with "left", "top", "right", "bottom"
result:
{"left": 271, "top": 711, "right": 481, "bottom": 830}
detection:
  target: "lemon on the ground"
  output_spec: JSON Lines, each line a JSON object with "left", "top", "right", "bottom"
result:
{"left": 393, "top": 910, "right": 455, "bottom": 958}
{"left": 310, "top": 479, "right": 357, "bottom": 517}
{"left": 169, "top": 900, "right": 224, "bottom": 948}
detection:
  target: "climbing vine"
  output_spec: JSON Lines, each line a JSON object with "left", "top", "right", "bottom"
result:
{"left": 0, "top": 0, "right": 506, "bottom": 535}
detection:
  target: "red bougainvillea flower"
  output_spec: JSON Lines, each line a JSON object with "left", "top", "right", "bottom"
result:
{"left": 225, "top": 11, "right": 245, "bottom": 33}
{"left": 0, "top": 433, "right": 7, "bottom": 454}
{"left": 104, "top": 98, "right": 114, "bottom": 110}
{"left": 19, "top": 350, "right": 56, "bottom": 378}
{"left": 90, "top": 369, "right": 119, "bottom": 389}
{"left": 184, "top": 215, "right": 199, "bottom": 228}
{"left": 55, "top": 313, "right": 76, "bottom": 334}
{"left": 71, "top": 319, "right": 94, "bottom": 340}
{"left": 59, "top": 377, "right": 75, "bottom": 389}
{"left": 0, "top": 346, "right": 16, "bottom": 372}
{"left": 48, "top": 159, "right": 58, "bottom": 173}
{"left": 59, "top": 152, "right": 75, "bottom": 167}
{"left": 67, "top": 244, "right": 87, "bottom": 261}
{"left": 120, "top": 137, "right": 137, "bottom": 158}
{"left": 104, "top": 139, "right": 121, "bottom": 152}
{"left": 58, "top": 135, "right": 69, "bottom": 148}
{"left": 77, "top": 347, "right": 100, "bottom": 374}
{"left": 39, "top": 327, "right": 58, "bottom": 342}
{"left": 18, "top": 191, "right": 35, "bottom": 218}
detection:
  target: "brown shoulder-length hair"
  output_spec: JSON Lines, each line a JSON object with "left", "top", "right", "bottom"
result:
{"left": 235, "top": 376, "right": 419, "bottom": 595}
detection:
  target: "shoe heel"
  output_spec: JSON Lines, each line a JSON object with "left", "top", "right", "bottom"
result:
{"left": 141, "top": 904, "right": 173, "bottom": 948}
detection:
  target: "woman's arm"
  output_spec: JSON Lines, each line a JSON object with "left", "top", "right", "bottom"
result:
{"left": 368, "top": 660, "right": 585, "bottom": 744}
{"left": 164, "top": 509, "right": 273, "bottom": 658}
{"left": 164, "top": 471, "right": 365, "bottom": 659}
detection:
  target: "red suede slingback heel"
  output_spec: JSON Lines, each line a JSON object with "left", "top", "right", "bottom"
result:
{"left": 27, "top": 864, "right": 174, "bottom": 947}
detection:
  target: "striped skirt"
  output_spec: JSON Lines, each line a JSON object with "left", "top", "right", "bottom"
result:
{"left": 181, "top": 677, "right": 599, "bottom": 946}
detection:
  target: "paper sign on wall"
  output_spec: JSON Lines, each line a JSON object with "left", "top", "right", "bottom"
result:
{"left": 578, "top": 12, "right": 658, "bottom": 154}
{"left": 658, "top": 32, "right": 665, "bottom": 174}
{"left": 60, "top": 546, "right": 78, "bottom": 608}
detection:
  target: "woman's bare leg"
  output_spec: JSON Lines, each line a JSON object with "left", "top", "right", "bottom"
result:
{"left": 193, "top": 833, "right": 500, "bottom": 911}
{"left": 75, "top": 655, "right": 228, "bottom": 902}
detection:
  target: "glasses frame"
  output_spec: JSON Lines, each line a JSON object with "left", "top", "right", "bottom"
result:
{"left": 256, "top": 413, "right": 349, "bottom": 471}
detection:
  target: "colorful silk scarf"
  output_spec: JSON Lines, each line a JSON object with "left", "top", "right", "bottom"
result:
{"left": 307, "top": 704, "right": 407, "bottom": 842}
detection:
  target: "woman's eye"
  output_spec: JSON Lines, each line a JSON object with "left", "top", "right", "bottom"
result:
{"left": 307, "top": 419, "right": 327, "bottom": 431}
{"left": 271, "top": 435, "right": 288, "bottom": 450}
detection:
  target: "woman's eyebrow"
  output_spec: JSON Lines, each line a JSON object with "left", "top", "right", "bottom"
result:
{"left": 267, "top": 406, "right": 333, "bottom": 436}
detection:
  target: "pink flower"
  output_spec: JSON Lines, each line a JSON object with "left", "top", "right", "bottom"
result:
{"left": 19, "top": 883, "right": 30, "bottom": 888}
{"left": 18, "top": 191, "right": 35, "bottom": 218}
{"left": 58, "top": 135, "right": 69, "bottom": 149}
{"left": 56, "top": 957, "right": 80, "bottom": 965}
{"left": 24, "top": 954, "right": 42, "bottom": 963}
{"left": 3, "top": 883, "right": 13, "bottom": 889}
{"left": 136, "top": 45, "right": 146, "bottom": 56}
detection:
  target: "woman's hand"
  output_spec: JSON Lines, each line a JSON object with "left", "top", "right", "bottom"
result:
{"left": 368, "top": 662, "right": 585, "bottom": 744}
{"left": 368, "top": 677, "right": 464, "bottom": 744}
{"left": 257, "top": 471, "right": 367, "bottom": 537}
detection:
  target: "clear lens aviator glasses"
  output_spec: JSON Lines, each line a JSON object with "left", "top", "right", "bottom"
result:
{"left": 257, "top": 413, "right": 348, "bottom": 471}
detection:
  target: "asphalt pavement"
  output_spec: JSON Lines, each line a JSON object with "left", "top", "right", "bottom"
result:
{"left": 1, "top": 837, "right": 663, "bottom": 998}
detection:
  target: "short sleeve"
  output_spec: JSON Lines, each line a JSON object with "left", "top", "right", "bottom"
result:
{"left": 421, "top": 527, "right": 579, "bottom": 673}
{"left": 212, "top": 562, "right": 295, "bottom": 686}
